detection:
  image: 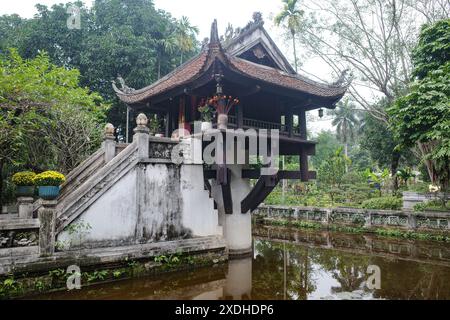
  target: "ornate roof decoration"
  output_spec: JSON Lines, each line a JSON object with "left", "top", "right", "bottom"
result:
{"left": 112, "top": 75, "right": 136, "bottom": 94}
{"left": 114, "top": 16, "right": 350, "bottom": 106}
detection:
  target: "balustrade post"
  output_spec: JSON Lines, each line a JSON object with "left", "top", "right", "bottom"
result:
{"left": 103, "top": 123, "right": 116, "bottom": 163}
{"left": 133, "top": 113, "right": 150, "bottom": 159}
{"left": 325, "top": 208, "right": 332, "bottom": 225}
{"left": 17, "top": 197, "right": 34, "bottom": 219}
{"left": 408, "top": 213, "right": 417, "bottom": 229}
{"left": 38, "top": 200, "right": 57, "bottom": 257}
{"left": 364, "top": 211, "right": 372, "bottom": 228}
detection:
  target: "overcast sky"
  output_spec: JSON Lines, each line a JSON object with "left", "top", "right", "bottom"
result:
{"left": 1, "top": 0, "right": 337, "bottom": 134}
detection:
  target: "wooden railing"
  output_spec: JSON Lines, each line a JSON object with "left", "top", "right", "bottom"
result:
{"left": 194, "top": 116, "right": 306, "bottom": 139}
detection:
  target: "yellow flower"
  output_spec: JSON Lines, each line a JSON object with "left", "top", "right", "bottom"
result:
{"left": 33, "top": 171, "right": 66, "bottom": 186}
{"left": 12, "top": 171, "right": 36, "bottom": 186}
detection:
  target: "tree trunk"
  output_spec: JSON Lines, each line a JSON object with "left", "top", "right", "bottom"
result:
{"left": 158, "top": 58, "right": 161, "bottom": 80}
{"left": 292, "top": 32, "right": 298, "bottom": 72}
{"left": 344, "top": 143, "right": 349, "bottom": 172}
{"left": 418, "top": 141, "right": 438, "bottom": 185}
{"left": 0, "top": 160, "right": 3, "bottom": 211}
{"left": 391, "top": 150, "right": 401, "bottom": 192}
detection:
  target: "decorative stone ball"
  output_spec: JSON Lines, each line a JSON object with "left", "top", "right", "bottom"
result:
{"left": 136, "top": 113, "right": 148, "bottom": 126}
{"left": 104, "top": 123, "right": 115, "bottom": 135}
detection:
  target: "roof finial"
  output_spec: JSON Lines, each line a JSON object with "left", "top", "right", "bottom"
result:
{"left": 210, "top": 19, "right": 219, "bottom": 44}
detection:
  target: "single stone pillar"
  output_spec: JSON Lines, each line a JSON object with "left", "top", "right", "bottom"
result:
{"left": 38, "top": 200, "right": 57, "bottom": 257}
{"left": 103, "top": 123, "right": 116, "bottom": 163}
{"left": 133, "top": 113, "right": 150, "bottom": 159}
{"left": 17, "top": 197, "right": 34, "bottom": 219}
{"left": 213, "top": 165, "right": 252, "bottom": 256}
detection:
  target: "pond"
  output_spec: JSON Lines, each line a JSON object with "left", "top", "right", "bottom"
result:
{"left": 30, "top": 226, "right": 450, "bottom": 300}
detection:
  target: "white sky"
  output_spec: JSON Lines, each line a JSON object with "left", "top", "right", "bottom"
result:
{"left": 1, "top": 0, "right": 338, "bottom": 134}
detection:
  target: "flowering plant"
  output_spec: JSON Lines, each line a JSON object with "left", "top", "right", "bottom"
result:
{"left": 198, "top": 99, "right": 214, "bottom": 122}
{"left": 208, "top": 95, "right": 239, "bottom": 115}
{"left": 11, "top": 171, "right": 36, "bottom": 186}
{"left": 33, "top": 171, "right": 66, "bottom": 186}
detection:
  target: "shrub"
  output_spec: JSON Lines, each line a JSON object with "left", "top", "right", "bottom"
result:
{"left": 11, "top": 172, "right": 36, "bottom": 186}
{"left": 33, "top": 171, "right": 66, "bottom": 186}
{"left": 414, "top": 200, "right": 449, "bottom": 212}
{"left": 361, "top": 196, "right": 402, "bottom": 210}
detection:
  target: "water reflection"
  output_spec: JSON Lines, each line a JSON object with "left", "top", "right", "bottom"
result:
{"left": 31, "top": 227, "right": 450, "bottom": 300}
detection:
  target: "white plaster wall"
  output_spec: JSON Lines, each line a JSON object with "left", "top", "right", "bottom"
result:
{"left": 180, "top": 165, "right": 222, "bottom": 237}
{"left": 58, "top": 161, "right": 222, "bottom": 247}
{"left": 58, "top": 168, "right": 138, "bottom": 245}
{"left": 139, "top": 164, "right": 185, "bottom": 240}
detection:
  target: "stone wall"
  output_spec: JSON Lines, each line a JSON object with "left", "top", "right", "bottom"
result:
{"left": 402, "top": 191, "right": 450, "bottom": 210}
{"left": 57, "top": 150, "right": 221, "bottom": 249}
{"left": 255, "top": 205, "right": 450, "bottom": 232}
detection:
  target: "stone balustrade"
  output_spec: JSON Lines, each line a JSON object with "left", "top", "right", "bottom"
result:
{"left": 255, "top": 205, "right": 450, "bottom": 232}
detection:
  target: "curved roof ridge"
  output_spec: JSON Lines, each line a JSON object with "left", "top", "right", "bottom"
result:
{"left": 227, "top": 54, "right": 349, "bottom": 97}
{"left": 114, "top": 50, "right": 208, "bottom": 98}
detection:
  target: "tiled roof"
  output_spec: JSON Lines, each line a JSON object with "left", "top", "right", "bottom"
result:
{"left": 114, "top": 50, "right": 209, "bottom": 104}
{"left": 114, "top": 21, "right": 348, "bottom": 105}
{"left": 227, "top": 55, "right": 348, "bottom": 98}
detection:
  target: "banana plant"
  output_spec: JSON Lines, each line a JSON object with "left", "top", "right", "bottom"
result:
{"left": 363, "top": 168, "right": 390, "bottom": 196}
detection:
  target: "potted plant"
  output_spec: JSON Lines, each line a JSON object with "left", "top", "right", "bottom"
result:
{"left": 11, "top": 171, "right": 36, "bottom": 197}
{"left": 198, "top": 100, "right": 214, "bottom": 131}
{"left": 149, "top": 115, "right": 162, "bottom": 137}
{"left": 207, "top": 95, "right": 239, "bottom": 130}
{"left": 34, "top": 171, "right": 66, "bottom": 200}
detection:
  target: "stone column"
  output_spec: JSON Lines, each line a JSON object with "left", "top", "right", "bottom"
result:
{"left": 17, "top": 197, "right": 34, "bottom": 219}
{"left": 133, "top": 113, "right": 150, "bottom": 159}
{"left": 38, "top": 200, "right": 57, "bottom": 257}
{"left": 103, "top": 123, "right": 116, "bottom": 163}
{"left": 212, "top": 165, "right": 252, "bottom": 256}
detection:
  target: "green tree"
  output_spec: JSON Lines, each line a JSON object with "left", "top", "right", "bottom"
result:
{"left": 329, "top": 98, "right": 359, "bottom": 163}
{"left": 388, "top": 19, "right": 450, "bottom": 190}
{"left": 174, "top": 16, "right": 199, "bottom": 65}
{"left": 274, "top": 0, "right": 303, "bottom": 72}
{"left": 311, "top": 131, "right": 341, "bottom": 169}
{"left": 0, "top": 49, "right": 107, "bottom": 205}
{"left": 317, "top": 147, "right": 351, "bottom": 204}
{"left": 0, "top": 1, "right": 200, "bottom": 139}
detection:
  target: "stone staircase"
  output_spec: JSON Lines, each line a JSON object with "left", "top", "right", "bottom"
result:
{"left": 54, "top": 141, "right": 139, "bottom": 233}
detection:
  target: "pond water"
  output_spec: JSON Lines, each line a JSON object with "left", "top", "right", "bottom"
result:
{"left": 31, "top": 226, "right": 450, "bottom": 300}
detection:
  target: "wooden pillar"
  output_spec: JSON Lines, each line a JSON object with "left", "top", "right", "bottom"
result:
{"left": 300, "top": 147, "right": 309, "bottom": 181}
{"left": 165, "top": 111, "right": 170, "bottom": 137}
{"left": 286, "top": 107, "right": 293, "bottom": 137}
{"left": 237, "top": 103, "right": 244, "bottom": 128}
{"left": 170, "top": 102, "right": 177, "bottom": 136}
{"left": 299, "top": 109, "right": 307, "bottom": 140}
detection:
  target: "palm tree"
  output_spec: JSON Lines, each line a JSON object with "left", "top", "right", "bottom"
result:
{"left": 154, "top": 37, "right": 176, "bottom": 79}
{"left": 274, "top": 0, "right": 303, "bottom": 72}
{"left": 174, "top": 16, "right": 199, "bottom": 65}
{"left": 330, "top": 99, "right": 359, "bottom": 169}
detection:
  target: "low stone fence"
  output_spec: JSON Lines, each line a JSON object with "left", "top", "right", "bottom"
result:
{"left": 255, "top": 205, "right": 450, "bottom": 232}
{"left": 402, "top": 191, "right": 450, "bottom": 210}
{"left": 0, "top": 218, "right": 39, "bottom": 249}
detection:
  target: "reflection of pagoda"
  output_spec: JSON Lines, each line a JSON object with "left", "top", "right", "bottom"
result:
{"left": 113, "top": 13, "right": 349, "bottom": 255}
